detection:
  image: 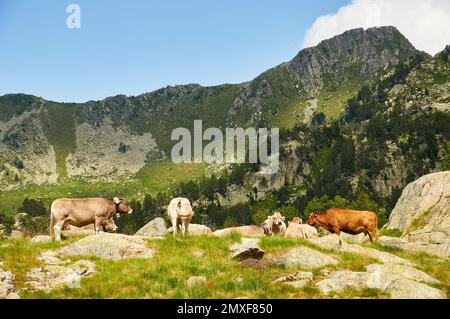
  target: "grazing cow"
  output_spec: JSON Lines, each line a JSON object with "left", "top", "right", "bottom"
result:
{"left": 307, "top": 208, "right": 378, "bottom": 243}
{"left": 50, "top": 197, "right": 132, "bottom": 241}
{"left": 167, "top": 197, "right": 194, "bottom": 237}
{"left": 261, "top": 212, "right": 287, "bottom": 236}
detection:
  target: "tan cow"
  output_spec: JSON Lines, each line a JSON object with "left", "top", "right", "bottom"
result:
{"left": 284, "top": 223, "right": 318, "bottom": 239}
{"left": 167, "top": 197, "right": 194, "bottom": 237}
{"left": 307, "top": 208, "right": 378, "bottom": 243}
{"left": 212, "top": 225, "right": 265, "bottom": 237}
{"left": 50, "top": 197, "right": 132, "bottom": 241}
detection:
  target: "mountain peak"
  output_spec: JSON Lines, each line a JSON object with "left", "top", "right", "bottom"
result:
{"left": 289, "top": 26, "right": 422, "bottom": 91}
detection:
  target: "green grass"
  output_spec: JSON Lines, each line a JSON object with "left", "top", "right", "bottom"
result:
{"left": 1, "top": 235, "right": 448, "bottom": 299}
{"left": 379, "top": 229, "right": 403, "bottom": 237}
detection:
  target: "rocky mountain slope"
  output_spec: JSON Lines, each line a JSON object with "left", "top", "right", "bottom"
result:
{"left": 0, "top": 26, "right": 424, "bottom": 188}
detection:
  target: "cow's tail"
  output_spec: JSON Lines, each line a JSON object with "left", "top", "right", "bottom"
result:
{"left": 49, "top": 204, "right": 55, "bottom": 240}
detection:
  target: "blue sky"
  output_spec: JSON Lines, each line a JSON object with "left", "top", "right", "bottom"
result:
{"left": 1, "top": 0, "right": 351, "bottom": 102}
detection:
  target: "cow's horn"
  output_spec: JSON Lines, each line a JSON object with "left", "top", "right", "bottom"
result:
{"left": 113, "top": 197, "right": 120, "bottom": 204}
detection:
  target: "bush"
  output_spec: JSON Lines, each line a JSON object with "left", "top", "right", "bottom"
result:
{"left": 17, "top": 198, "right": 47, "bottom": 217}
{"left": 20, "top": 215, "right": 49, "bottom": 237}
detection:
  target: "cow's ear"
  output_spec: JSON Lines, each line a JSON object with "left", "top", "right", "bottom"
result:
{"left": 282, "top": 216, "right": 286, "bottom": 220}
{"left": 113, "top": 197, "right": 120, "bottom": 204}
{"left": 267, "top": 216, "right": 272, "bottom": 219}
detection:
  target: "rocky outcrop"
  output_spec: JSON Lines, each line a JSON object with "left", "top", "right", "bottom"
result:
{"left": 385, "top": 171, "right": 450, "bottom": 257}
{"left": 276, "top": 246, "right": 339, "bottom": 269}
{"left": 316, "top": 263, "right": 445, "bottom": 299}
{"left": 25, "top": 251, "right": 96, "bottom": 292}
{"left": 215, "top": 185, "right": 253, "bottom": 207}
{"left": 0, "top": 264, "right": 20, "bottom": 299}
{"left": 58, "top": 233, "right": 155, "bottom": 260}
{"left": 135, "top": 217, "right": 168, "bottom": 237}
{"left": 273, "top": 271, "right": 314, "bottom": 289}
{"left": 230, "top": 238, "right": 264, "bottom": 261}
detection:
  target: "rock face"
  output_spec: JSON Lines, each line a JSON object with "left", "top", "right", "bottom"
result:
{"left": 0, "top": 266, "right": 19, "bottom": 299}
{"left": 273, "top": 271, "right": 314, "bottom": 289}
{"left": 278, "top": 246, "right": 339, "bottom": 269}
{"left": 58, "top": 233, "right": 155, "bottom": 260}
{"left": 168, "top": 224, "right": 212, "bottom": 236}
{"left": 230, "top": 238, "right": 264, "bottom": 261}
{"left": 135, "top": 217, "right": 168, "bottom": 237}
{"left": 385, "top": 171, "right": 450, "bottom": 257}
{"left": 26, "top": 252, "right": 96, "bottom": 292}
{"left": 316, "top": 270, "right": 368, "bottom": 294}
{"left": 316, "top": 263, "right": 445, "bottom": 299}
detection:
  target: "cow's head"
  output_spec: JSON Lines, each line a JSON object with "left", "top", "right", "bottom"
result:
{"left": 307, "top": 211, "right": 320, "bottom": 226}
{"left": 271, "top": 211, "right": 285, "bottom": 226}
{"left": 113, "top": 197, "right": 133, "bottom": 214}
{"left": 290, "top": 217, "right": 302, "bottom": 225}
{"left": 105, "top": 218, "right": 118, "bottom": 232}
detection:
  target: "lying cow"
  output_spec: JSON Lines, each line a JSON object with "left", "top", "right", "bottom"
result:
{"left": 261, "top": 212, "right": 287, "bottom": 236}
{"left": 289, "top": 217, "right": 303, "bottom": 225}
{"left": 307, "top": 208, "right": 378, "bottom": 243}
{"left": 50, "top": 197, "right": 133, "bottom": 241}
{"left": 212, "top": 225, "right": 265, "bottom": 237}
{"left": 167, "top": 197, "right": 194, "bottom": 237}
{"left": 284, "top": 222, "right": 318, "bottom": 239}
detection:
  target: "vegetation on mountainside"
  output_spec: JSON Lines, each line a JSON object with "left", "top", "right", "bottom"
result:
{"left": 0, "top": 235, "right": 448, "bottom": 298}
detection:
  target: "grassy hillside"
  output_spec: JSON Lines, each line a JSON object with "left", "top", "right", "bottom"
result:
{"left": 0, "top": 160, "right": 205, "bottom": 216}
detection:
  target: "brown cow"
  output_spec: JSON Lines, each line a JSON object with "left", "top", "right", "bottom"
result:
{"left": 50, "top": 197, "right": 132, "bottom": 241}
{"left": 307, "top": 208, "right": 378, "bottom": 243}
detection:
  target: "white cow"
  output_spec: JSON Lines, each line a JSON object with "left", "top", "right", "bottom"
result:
{"left": 167, "top": 197, "right": 194, "bottom": 237}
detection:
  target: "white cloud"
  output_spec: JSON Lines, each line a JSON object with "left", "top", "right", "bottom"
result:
{"left": 303, "top": 0, "right": 450, "bottom": 55}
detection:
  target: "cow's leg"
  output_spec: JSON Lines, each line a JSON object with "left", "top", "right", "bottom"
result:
{"left": 180, "top": 219, "right": 186, "bottom": 237}
{"left": 182, "top": 219, "right": 189, "bottom": 237}
{"left": 54, "top": 220, "right": 65, "bottom": 241}
{"left": 332, "top": 227, "right": 342, "bottom": 245}
{"left": 171, "top": 217, "right": 178, "bottom": 237}
{"left": 94, "top": 218, "right": 103, "bottom": 235}
{"left": 368, "top": 229, "right": 377, "bottom": 243}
